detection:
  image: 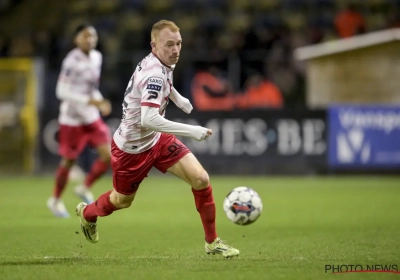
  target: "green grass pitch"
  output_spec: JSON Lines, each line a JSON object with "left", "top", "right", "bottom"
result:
{"left": 0, "top": 175, "right": 399, "bottom": 280}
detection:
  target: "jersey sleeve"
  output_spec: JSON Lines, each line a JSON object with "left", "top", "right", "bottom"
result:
{"left": 55, "top": 53, "right": 90, "bottom": 104}
{"left": 57, "top": 55, "right": 79, "bottom": 85}
{"left": 140, "top": 75, "right": 165, "bottom": 108}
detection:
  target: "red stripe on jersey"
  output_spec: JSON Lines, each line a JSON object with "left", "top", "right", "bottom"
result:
{"left": 141, "top": 102, "right": 160, "bottom": 108}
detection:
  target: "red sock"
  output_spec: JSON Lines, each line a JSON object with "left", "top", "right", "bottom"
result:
{"left": 53, "top": 166, "right": 70, "bottom": 199}
{"left": 83, "top": 191, "right": 119, "bottom": 222}
{"left": 84, "top": 159, "right": 109, "bottom": 188}
{"left": 192, "top": 185, "right": 218, "bottom": 243}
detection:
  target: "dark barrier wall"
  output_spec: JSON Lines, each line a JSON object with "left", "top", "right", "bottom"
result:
{"left": 39, "top": 107, "right": 327, "bottom": 175}
{"left": 168, "top": 109, "right": 328, "bottom": 175}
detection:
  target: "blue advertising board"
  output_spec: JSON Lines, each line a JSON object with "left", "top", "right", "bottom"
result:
{"left": 328, "top": 105, "right": 400, "bottom": 169}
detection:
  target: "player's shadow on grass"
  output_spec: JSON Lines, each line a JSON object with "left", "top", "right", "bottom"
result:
{"left": 0, "top": 257, "right": 84, "bottom": 266}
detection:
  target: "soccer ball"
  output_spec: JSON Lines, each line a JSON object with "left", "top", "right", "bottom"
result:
{"left": 223, "top": 186, "right": 263, "bottom": 226}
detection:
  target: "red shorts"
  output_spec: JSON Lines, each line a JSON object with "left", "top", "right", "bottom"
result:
{"left": 111, "top": 133, "right": 191, "bottom": 195}
{"left": 59, "top": 119, "right": 111, "bottom": 160}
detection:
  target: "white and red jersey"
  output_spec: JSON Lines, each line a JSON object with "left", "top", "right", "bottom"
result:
{"left": 57, "top": 48, "right": 103, "bottom": 126}
{"left": 113, "top": 52, "right": 174, "bottom": 154}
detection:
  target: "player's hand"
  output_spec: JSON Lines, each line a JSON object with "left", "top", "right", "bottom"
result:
{"left": 179, "top": 97, "right": 193, "bottom": 114}
{"left": 98, "top": 99, "right": 112, "bottom": 116}
{"left": 202, "top": 128, "right": 213, "bottom": 140}
{"left": 192, "top": 126, "right": 212, "bottom": 141}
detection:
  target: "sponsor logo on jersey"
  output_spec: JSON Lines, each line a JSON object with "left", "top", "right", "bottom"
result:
{"left": 147, "top": 84, "right": 162, "bottom": 91}
{"left": 148, "top": 77, "right": 163, "bottom": 85}
{"left": 147, "top": 77, "right": 163, "bottom": 92}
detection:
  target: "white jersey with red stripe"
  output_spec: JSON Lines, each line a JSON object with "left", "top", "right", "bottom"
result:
{"left": 57, "top": 48, "right": 103, "bottom": 126}
{"left": 113, "top": 52, "right": 174, "bottom": 154}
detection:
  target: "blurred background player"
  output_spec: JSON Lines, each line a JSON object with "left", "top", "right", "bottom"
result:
{"left": 47, "top": 24, "right": 112, "bottom": 218}
{"left": 76, "top": 20, "right": 240, "bottom": 258}
{"left": 68, "top": 146, "right": 96, "bottom": 185}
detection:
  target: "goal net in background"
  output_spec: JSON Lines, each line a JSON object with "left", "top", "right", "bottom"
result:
{"left": 0, "top": 58, "right": 43, "bottom": 175}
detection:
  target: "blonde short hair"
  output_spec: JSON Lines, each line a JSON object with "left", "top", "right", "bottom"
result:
{"left": 151, "top": 20, "right": 180, "bottom": 42}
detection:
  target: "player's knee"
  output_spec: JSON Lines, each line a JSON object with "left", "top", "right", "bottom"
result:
{"left": 191, "top": 170, "right": 210, "bottom": 190}
{"left": 97, "top": 144, "right": 111, "bottom": 163}
{"left": 99, "top": 152, "right": 111, "bottom": 163}
{"left": 61, "top": 158, "right": 75, "bottom": 169}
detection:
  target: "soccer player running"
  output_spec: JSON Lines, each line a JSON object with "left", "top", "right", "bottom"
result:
{"left": 76, "top": 20, "right": 240, "bottom": 258}
{"left": 47, "top": 24, "right": 112, "bottom": 218}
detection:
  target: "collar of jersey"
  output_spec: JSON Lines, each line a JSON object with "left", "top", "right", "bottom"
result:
{"left": 151, "top": 52, "right": 175, "bottom": 70}
{"left": 75, "top": 47, "right": 92, "bottom": 58}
